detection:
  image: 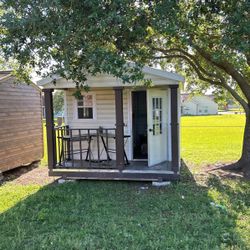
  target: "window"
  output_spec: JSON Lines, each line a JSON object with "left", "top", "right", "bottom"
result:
{"left": 152, "top": 97, "right": 162, "bottom": 135}
{"left": 77, "top": 94, "right": 94, "bottom": 119}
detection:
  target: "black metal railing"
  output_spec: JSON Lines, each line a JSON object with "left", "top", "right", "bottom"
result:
{"left": 54, "top": 126, "right": 117, "bottom": 169}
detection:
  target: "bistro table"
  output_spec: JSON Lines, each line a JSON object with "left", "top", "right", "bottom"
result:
{"left": 99, "top": 133, "right": 130, "bottom": 165}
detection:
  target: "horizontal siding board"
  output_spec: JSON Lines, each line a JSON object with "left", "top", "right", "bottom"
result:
{"left": 0, "top": 125, "right": 42, "bottom": 135}
{"left": 0, "top": 107, "right": 42, "bottom": 112}
{"left": 0, "top": 93, "right": 41, "bottom": 99}
{"left": 0, "top": 133, "right": 43, "bottom": 143}
{"left": 0, "top": 132, "right": 43, "bottom": 144}
{"left": 0, "top": 103, "right": 41, "bottom": 109}
{"left": 0, "top": 111, "right": 42, "bottom": 117}
{"left": 0, "top": 143, "right": 43, "bottom": 158}
{"left": 0, "top": 91, "right": 39, "bottom": 96}
{"left": 0, "top": 131, "right": 43, "bottom": 142}
{"left": 0, "top": 99, "right": 41, "bottom": 106}
{"left": 0, "top": 122, "right": 42, "bottom": 131}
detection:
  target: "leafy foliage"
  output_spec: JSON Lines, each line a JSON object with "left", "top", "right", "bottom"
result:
{"left": 53, "top": 90, "right": 64, "bottom": 116}
{"left": 1, "top": 1, "right": 249, "bottom": 103}
{"left": 1, "top": 0, "right": 151, "bottom": 87}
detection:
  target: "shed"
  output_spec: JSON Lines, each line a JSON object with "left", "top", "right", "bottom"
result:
{"left": 38, "top": 66, "right": 184, "bottom": 181}
{"left": 181, "top": 95, "right": 218, "bottom": 116}
{"left": 0, "top": 70, "right": 43, "bottom": 172}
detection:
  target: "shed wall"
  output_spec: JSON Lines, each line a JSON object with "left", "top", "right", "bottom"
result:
{"left": 0, "top": 78, "right": 43, "bottom": 172}
{"left": 64, "top": 88, "right": 131, "bottom": 160}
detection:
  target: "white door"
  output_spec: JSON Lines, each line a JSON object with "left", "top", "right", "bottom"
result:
{"left": 147, "top": 88, "right": 168, "bottom": 166}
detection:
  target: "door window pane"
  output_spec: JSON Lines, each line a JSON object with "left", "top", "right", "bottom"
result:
{"left": 152, "top": 97, "right": 162, "bottom": 135}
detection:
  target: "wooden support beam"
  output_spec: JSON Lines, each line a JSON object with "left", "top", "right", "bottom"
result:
{"left": 114, "top": 87, "right": 125, "bottom": 170}
{"left": 169, "top": 85, "right": 179, "bottom": 173}
{"left": 43, "top": 89, "right": 56, "bottom": 169}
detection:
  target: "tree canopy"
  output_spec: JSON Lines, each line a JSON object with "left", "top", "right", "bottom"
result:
{"left": 1, "top": 0, "right": 151, "bottom": 88}
{"left": 1, "top": 1, "right": 249, "bottom": 104}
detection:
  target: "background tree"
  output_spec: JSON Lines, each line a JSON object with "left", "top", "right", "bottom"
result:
{"left": 1, "top": 0, "right": 249, "bottom": 174}
{"left": 53, "top": 90, "right": 64, "bottom": 116}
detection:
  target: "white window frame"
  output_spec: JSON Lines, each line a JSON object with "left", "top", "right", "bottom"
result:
{"left": 74, "top": 92, "right": 97, "bottom": 120}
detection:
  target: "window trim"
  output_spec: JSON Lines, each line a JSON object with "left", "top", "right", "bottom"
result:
{"left": 74, "top": 92, "right": 97, "bottom": 120}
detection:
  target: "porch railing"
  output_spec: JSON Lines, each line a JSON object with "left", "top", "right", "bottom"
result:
{"left": 54, "top": 126, "right": 118, "bottom": 169}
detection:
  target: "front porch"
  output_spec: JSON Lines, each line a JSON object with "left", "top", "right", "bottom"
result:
{"left": 43, "top": 85, "right": 180, "bottom": 181}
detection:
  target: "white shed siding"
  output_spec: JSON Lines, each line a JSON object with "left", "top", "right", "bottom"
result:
{"left": 65, "top": 88, "right": 129, "bottom": 129}
{"left": 64, "top": 88, "right": 131, "bottom": 160}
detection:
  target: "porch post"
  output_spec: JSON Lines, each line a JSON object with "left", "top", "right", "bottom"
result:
{"left": 114, "top": 87, "right": 125, "bottom": 170}
{"left": 43, "top": 89, "right": 56, "bottom": 170}
{"left": 170, "top": 85, "right": 179, "bottom": 173}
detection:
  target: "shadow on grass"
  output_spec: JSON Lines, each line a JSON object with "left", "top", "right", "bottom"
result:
{"left": 0, "top": 162, "right": 249, "bottom": 249}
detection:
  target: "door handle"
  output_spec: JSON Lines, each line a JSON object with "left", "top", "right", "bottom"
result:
{"left": 149, "top": 128, "right": 153, "bottom": 132}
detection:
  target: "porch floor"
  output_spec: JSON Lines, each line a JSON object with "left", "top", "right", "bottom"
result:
{"left": 56, "top": 160, "right": 173, "bottom": 173}
{"left": 52, "top": 160, "right": 179, "bottom": 181}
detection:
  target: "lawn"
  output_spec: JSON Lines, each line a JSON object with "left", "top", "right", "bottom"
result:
{"left": 181, "top": 114, "right": 245, "bottom": 172}
{"left": 0, "top": 114, "right": 249, "bottom": 249}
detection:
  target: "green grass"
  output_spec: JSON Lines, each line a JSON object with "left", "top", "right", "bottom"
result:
{"left": 41, "top": 120, "right": 58, "bottom": 166}
{"left": 40, "top": 121, "right": 48, "bottom": 166}
{"left": 0, "top": 114, "right": 249, "bottom": 249}
{"left": 0, "top": 178, "right": 249, "bottom": 249}
{"left": 181, "top": 114, "right": 245, "bottom": 172}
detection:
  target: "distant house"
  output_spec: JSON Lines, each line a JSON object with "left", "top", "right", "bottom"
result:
{"left": 181, "top": 95, "right": 218, "bottom": 116}
{"left": 0, "top": 70, "right": 43, "bottom": 173}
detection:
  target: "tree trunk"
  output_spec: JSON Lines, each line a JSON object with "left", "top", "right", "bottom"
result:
{"left": 238, "top": 112, "right": 250, "bottom": 176}
{"left": 225, "top": 110, "right": 250, "bottom": 177}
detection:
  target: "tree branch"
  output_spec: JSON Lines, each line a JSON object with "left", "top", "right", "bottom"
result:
{"left": 153, "top": 53, "right": 249, "bottom": 112}
{"left": 194, "top": 46, "right": 250, "bottom": 101}
{"left": 152, "top": 46, "right": 229, "bottom": 85}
